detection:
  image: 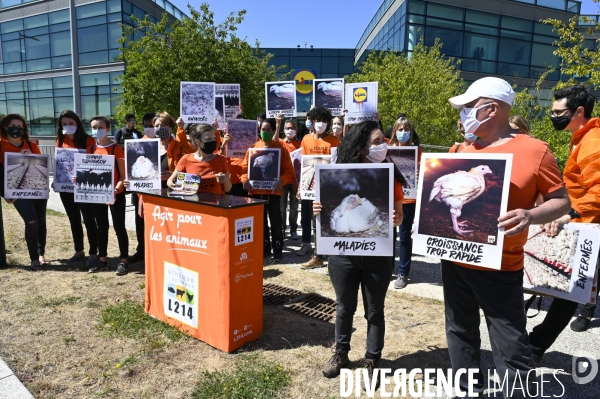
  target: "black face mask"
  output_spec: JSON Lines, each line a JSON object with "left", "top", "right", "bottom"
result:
{"left": 550, "top": 112, "right": 572, "bottom": 131}
{"left": 7, "top": 126, "right": 24, "bottom": 138}
{"left": 200, "top": 140, "right": 217, "bottom": 154}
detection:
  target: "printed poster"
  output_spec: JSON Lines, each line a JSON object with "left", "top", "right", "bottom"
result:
{"left": 215, "top": 84, "right": 241, "bottom": 120}
{"left": 387, "top": 146, "right": 419, "bottom": 200}
{"left": 290, "top": 148, "right": 302, "bottom": 187}
{"left": 413, "top": 153, "right": 513, "bottom": 270}
{"left": 247, "top": 147, "right": 281, "bottom": 191}
{"left": 235, "top": 216, "right": 254, "bottom": 246}
{"left": 214, "top": 95, "right": 226, "bottom": 130}
{"left": 313, "top": 78, "right": 344, "bottom": 116}
{"left": 73, "top": 153, "right": 115, "bottom": 204}
{"left": 54, "top": 148, "right": 86, "bottom": 193}
{"left": 226, "top": 119, "right": 257, "bottom": 158}
{"left": 164, "top": 261, "right": 199, "bottom": 329}
{"left": 265, "top": 81, "right": 297, "bottom": 118}
{"left": 345, "top": 82, "right": 378, "bottom": 124}
{"left": 315, "top": 163, "right": 394, "bottom": 256}
{"left": 300, "top": 155, "right": 331, "bottom": 200}
{"left": 3, "top": 153, "right": 49, "bottom": 199}
{"left": 524, "top": 223, "right": 600, "bottom": 304}
{"left": 180, "top": 81, "right": 216, "bottom": 123}
{"left": 171, "top": 172, "right": 201, "bottom": 195}
{"left": 125, "top": 138, "right": 160, "bottom": 192}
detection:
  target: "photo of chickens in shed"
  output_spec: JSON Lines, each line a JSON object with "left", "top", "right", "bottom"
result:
{"left": 318, "top": 167, "right": 391, "bottom": 239}
{"left": 417, "top": 158, "right": 507, "bottom": 245}
{"left": 266, "top": 82, "right": 296, "bottom": 113}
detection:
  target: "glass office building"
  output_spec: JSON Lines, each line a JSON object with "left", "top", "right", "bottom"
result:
{"left": 355, "top": 0, "right": 583, "bottom": 83}
{"left": 0, "top": 0, "right": 184, "bottom": 137}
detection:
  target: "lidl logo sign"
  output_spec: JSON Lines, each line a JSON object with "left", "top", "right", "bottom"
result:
{"left": 295, "top": 70, "right": 317, "bottom": 94}
{"left": 353, "top": 87, "right": 368, "bottom": 103}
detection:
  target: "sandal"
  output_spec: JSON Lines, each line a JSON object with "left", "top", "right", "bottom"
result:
{"left": 30, "top": 261, "right": 43, "bottom": 271}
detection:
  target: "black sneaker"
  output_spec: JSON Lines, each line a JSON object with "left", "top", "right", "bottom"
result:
{"left": 322, "top": 348, "right": 349, "bottom": 378}
{"left": 272, "top": 252, "right": 283, "bottom": 263}
{"left": 88, "top": 259, "right": 108, "bottom": 273}
{"left": 115, "top": 262, "right": 128, "bottom": 276}
{"left": 128, "top": 252, "right": 144, "bottom": 263}
{"left": 361, "top": 358, "right": 380, "bottom": 392}
{"left": 570, "top": 316, "right": 591, "bottom": 332}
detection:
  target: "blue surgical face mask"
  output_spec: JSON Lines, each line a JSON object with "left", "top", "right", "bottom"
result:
{"left": 464, "top": 132, "right": 478, "bottom": 142}
{"left": 396, "top": 131, "right": 411, "bottom": 144}
{"left": 305, "top": 120, "right": 313, "bottom": 130}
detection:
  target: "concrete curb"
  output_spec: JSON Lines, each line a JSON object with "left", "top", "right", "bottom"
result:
{"left": 0, "top": 359, "right": 34, "bottom": 399}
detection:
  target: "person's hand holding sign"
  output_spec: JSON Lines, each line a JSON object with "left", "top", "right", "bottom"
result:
{"left": 498, "top": 208, "right": 533, "bottom": 237}
{"left": 243, "top": 180, "right": 253, "bottom": 192}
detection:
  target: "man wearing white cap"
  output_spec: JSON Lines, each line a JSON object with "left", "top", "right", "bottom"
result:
{"left": 444, "top": 77, "right": 571, "bottom": 397}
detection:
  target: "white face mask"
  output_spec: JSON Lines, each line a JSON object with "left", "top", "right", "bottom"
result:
{"left": 314, "top": 122, "right": 327, "bottom": 134}
{"left": 92, "top": 129, "right": 108, "bottom": 140}
{"left": 144, "top": 127, "right": 156, "bottom": 137}
{"left": 62, "top": 125, "right": 77, "bottom": 135}
{"left": 366, "top": 143, "right": 388, "bottom": 163}
{"left": 284, "top": 128, "right": 296, "bottom": 138}
{"left": 332, "top": 124, "right": 342, "bottom": 133}
{"left": 460, "top": 103, "right": 492, "bottom": 134}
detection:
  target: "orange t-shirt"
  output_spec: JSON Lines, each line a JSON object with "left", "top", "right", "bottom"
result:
{"left": 282, "top": 138, "right": 301, "bottom": 154}
{"left": 87, "top": 143, "right": 125, "bottom": 195}
{"left": 176, "top": 153, "right": 229, "bottom": 194}
{"left": 57, "top": 135, "right": 96, "bottom": 149}
{"left": 393, "top": 180, "right": 404, "bottom": 202}
{"left": 460, "top": 134, "right": 565, "bottom": 271}
{"left": 227, "top": 157, "right": 245, "bottom": 185}
{"left": 301, "top": 133, "right": 340, "bottom": 155}
{"left": 0, "top": 139, "right": 41, "bottom": 159}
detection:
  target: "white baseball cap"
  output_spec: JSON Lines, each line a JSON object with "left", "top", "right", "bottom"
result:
{"left": 448, "top": 77, "right": 516, "bottom": 109}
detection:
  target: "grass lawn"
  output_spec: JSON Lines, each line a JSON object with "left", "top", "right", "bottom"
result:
{"left": 0, "top": 204, "right": 449, "bottom": 398}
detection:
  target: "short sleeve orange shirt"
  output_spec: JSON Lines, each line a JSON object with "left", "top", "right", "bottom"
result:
{"left": 301, "top": 133, "right": 340, "bottom": 155}
{"left": 176, "top": 154, "right": 229, "bottom": 194}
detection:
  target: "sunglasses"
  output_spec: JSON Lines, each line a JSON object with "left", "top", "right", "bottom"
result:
{"left": 128, "top": 120, "right": 137, "bottom": 124}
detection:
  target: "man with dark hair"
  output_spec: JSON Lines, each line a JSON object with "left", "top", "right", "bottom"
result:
{"left": 528, "top": 85, "right": 600, "bottom": 364}
{"left": 114, "top": 113, "right": 141, "bottom": 146}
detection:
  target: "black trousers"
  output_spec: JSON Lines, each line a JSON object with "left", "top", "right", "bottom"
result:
{"left": 13, "top": 199, "right": 47, "bottom": 261}
{"left": 131, "top": 192, "right": 144, "bottom": 253}
{"left": 92, "top": 192, "right": 129, "bottom": 259}
{"left": 250, "top": 194, "right": 283, "bottom": 255}
{"left": 328, "top": 255, "right": 393, "bottom": 360}
{"left": 0, "top": 200, "right": 6, "bottom": 266}
{"left": 59, "top": 192, "right": 98, "bottom": 255}
{"left": 441, "top": 260, "right": 535, "bottom": 398}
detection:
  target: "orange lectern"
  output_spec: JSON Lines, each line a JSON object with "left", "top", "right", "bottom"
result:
{"left": 142, "top": 190, "right": 266, "bottom": 352}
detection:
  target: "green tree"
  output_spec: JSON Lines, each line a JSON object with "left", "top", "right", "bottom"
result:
{"left": 346, "top": 39, "right": 464, "bottom": 147}
{"left": 114, "top": 3, "right": 283, "bottom": 121}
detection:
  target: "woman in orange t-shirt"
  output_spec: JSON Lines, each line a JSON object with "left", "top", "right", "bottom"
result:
{"left": 167, "top": 123, "right": 231, "bottom": 194}
{"left": 388, "top": 116, "right": 422, "bottom": 289}
{"left": 54, "top": 110, "right": 98, "bottom": 266}
{"left": 0, "top": 114, "right": 48, "bottom": 270}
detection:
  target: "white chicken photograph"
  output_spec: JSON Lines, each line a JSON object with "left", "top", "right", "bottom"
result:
{"left": 180, "top": 82, "right": 216, "bottom": 122}
{"left": 265, "top": 81, "right": 297, "bottom": 118}
{"left": 313, "top": 78, "right": 344, "bottom": 115}
{"left": 124, "top": 139, "right": 160, "bottom": 190}
{"left": 300, "top": 155, "right": 331, "bottom": 199}
{"left": 315, "top": 164, "right": 393, "bottom": 245}
{"left": 416, "top": 155, "right": 510, "bottom": 246}
{"left": 248, "top": 148, "right": 281, "bottom": 190}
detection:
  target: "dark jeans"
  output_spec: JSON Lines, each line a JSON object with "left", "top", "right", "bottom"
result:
{"left": 93, "top": 192, "right": 129, "bottom": 259}
{"left": 228, "top": 183, "right": 247, "bottom": 197}
{"left": 328, "top": 255, "right": 393, "bottom": 360}
{"left": 131, "top": 192, "right": 144, "bottom": 253}
{"left": 280, "top": 184, "right": 298, "bottom": 232}
{"left": 250, "top": 194, "right": 283, "bottom": 255}
{"left": 301, "top": 199, "right": 313, "bottom": 244}
{"left": 529, "top": 298, "right": 578, "bottom": 358}
{"left": 13, "top": 199, "right": 47, "bottom": 261}
{"left": 441, "top": 260, "right": 535, "bottom": 398}
{"left": 59, "top": 192, "right": 98, "bottom": 255}
{"left": 0, "top": 200, "right": 6, "bottom": 266}
{"left": 398, "top": 202, "right": 416, "bottom": 277}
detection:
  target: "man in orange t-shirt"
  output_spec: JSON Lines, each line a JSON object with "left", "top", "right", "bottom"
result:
{"left": 528, "top": 85, "right": 600, "bottom": 364}
{"left": 445, "top": 77, "right": 570, "bottom": 397}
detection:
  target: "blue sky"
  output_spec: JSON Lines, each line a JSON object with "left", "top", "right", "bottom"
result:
{"left": 169, "top": 0, "right": 600, "bottom": 49}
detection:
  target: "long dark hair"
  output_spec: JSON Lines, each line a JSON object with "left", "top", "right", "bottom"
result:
{"left": 56, "top": 110, "right": 90, "bottom": 149}
{"left": 0, "top": 113, "right": 30, "bottom": 141}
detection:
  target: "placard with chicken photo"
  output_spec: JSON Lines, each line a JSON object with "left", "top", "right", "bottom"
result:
{"left": 215, "top": 83, "right": 241, "bottom": 120}
{"left": 313, "top": 78, "right": 344, "bottom": 116}
{"left": 227, "top": 119, "right": 258, "bottom": 158}
{"left": 523, "top": 223, "right": 600, "bottom": 304}
{"left": 247, "top": 148, "right": 281, "bottom": 191}
{"left": 290, "top": 148, "right": 302, "bottom": 187}
{"left": 54, "top": 148, "right": 86, "bottom": 193}
{"left": 124, "top": 138, "right": 160, "bottom": 192}
{"left": 3, "top": 153, "right": 50, "bottom": 199}
{"left": 344, "top": 82, "right": 378, "bottom": 124}
{"left": 214, "top": 95, "right": 226, "bottom": 130}
{"left": 73, "top": 153, "right": 115, "bottom": 204}
{"left": 387, "top": 146, "right": 419, "bottom": 200}
{"left": 413, "top": 153, "right": 513, "bottom": 270}
{"left": 180, "top": 81, "right": 216, "bottom": 123}
{"left": 315, "top": 164, "right": 394, "bottom": 256}
{"left": 300, "top": 155, "right": 331, "bottom": 200}
{"left": 265, "top": 81, "right": 297, "bottom": 118}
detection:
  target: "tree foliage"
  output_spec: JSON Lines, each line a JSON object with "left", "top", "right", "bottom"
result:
{"left": 346, "top": 39, "right": 464, "bottom": 147}
{"left": 114, "top": 3, "right": 282, "bottom": 121}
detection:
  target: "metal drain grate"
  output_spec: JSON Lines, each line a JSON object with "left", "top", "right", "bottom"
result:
{"left": 284, "top": 293, "right": 337, "bottom": 322}
{"left": 263, "top": 284, "right": 303, "bottom": 305}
